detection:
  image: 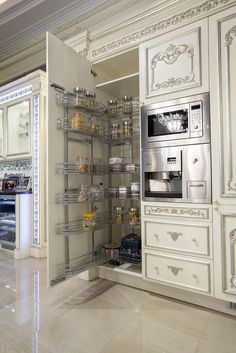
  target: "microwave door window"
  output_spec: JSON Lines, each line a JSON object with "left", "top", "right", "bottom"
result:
{"left": 148, "top": 109, "right": 188, "bottom": 137}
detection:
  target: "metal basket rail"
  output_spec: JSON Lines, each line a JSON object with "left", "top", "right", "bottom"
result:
{"left": 56, "top": 188, "right": 107, "bottom": 204}
{"left": 52, "top": 251, "right": 108, "bottom": 284}
{"left": 106, "top": 98, "right": 140, "bottom": 118}
{"left": 56, "top": 213, "right": 108, "bottom": 236}
{"left": 56, "top": 162, "right": 139, "bottom": 175}
{"left": 56, "top": 92, "right": 106, "bottom": 116}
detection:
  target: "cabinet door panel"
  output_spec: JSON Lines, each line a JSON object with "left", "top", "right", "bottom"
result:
{"left": 214, "top": 205, "right": 236, "bottom": 302}
{"left": 140, "top": 18, "right": 209, "bottom": 103}
{"left": 6, "top": 100, "right": 30, "bottom": 157}
{"left": 210, "top": 8, "right": 236, "bottom": 202}
{"left": 46, "top": 32, "right": 97, "bottom": 286}
{"left": 0, "top": 109, "right": 3, "bottom": 158}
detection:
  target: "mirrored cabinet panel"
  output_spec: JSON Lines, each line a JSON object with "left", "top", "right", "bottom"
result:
{"left": 0, "top": 109, "right": 3, "bottom": 158}
{"left": 6, "top": 100, "right": 30, "bottom": 157}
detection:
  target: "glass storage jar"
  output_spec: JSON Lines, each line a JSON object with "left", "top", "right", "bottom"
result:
{"left": 128, "top": 207, "right": 140, "bottom": 225}
{"left": 76, "top": 155, "right": 90, "bottom": 173}
{"left": 130, "top": 182, "right": 140, "bottom": 199}
{"left": 111, "top": 123, "right": 120, "bottom": 140}
{"left": 109, "top": 187, "right": 118, "bottom": 198}
{"left": 71, "top": 112, "right": 87, "bottom": 130}
{"left": 107, "top": 100, "right": 117, "bottom": 116}
{"left": 73, "top": 87, "right": 86, "bottom": 107}
{"left": 109, "top": 157, "right": 124, "bottom": 172}
{"left": 122, "top": 120, "right": 133, "bottom": 138}
{"left": 84, "top": 91, "right": 96, "bottom": 109}
{"left": 103, "top": 243, "right": 120, "bottom": 260}
{"left": 119, "top": 186, "right": 130, "bottom": 199}
{"left": 82, "top": 212, "right": 96, "bottom": 231}
{"left": 114, "top": 206, "right": 124, "bottom": 224}
{"left": 90, "top": 115, "right": 101, "bottom": 135}
{"left": 122, "top": 96, "right": 133, "bottom": 115}
{"left": 78, "top": 184, "right": 90, "bottom": 202}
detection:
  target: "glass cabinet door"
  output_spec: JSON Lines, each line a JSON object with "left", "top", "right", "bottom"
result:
{"left": 6, "top": 100, "right": 30, "bottom": 157}
{"left": 0, "top": 109, "right": 3, "bottom": 158}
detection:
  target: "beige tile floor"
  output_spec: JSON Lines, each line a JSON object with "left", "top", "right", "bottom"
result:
{"left": 0, "top": 251, "right": 236, "bottom": 353}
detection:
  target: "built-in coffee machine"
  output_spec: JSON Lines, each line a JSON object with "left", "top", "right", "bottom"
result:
{"left": 141, "top": 93, "right": 211, "bottom": 204}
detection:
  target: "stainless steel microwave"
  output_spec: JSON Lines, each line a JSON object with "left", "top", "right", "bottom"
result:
{"left": 141, "top": 93, "right": 210, "bottom": 148}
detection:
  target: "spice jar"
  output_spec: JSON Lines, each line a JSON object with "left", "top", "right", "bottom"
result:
{"left": 109, "top": 187, "right": 118, "bottom": 198}
{"left": 119, "top": 186, "right": 130, "bottom": 199}
{"left": 109, "top": 157, "right": 124, "bottom": 172}
{"left": 73, "top": 87, "right": 86, "bottom": 107}
{"left": 130, "top": 182, "right": 140, "bottom": 199}
{"left": 122, "top": 120, "right": 133, "bottom": 138}
{"left": 90, "top": 115, "right": 100, "bottom": 134}
{"left": 84, "top": 91, "right": 96, "bottom": 109}
{"left": 82, "top": 212, "right": 96, "bottom": 231}
{"left": 122, "top": 96, "right": 133, "bottom": 115}
{"left": 76, "top": 155, "right": 90, "bottom": 173}
{"left": 128, "top": 207, "right": 140, "bottom": 225}
{"left": 114, "top": 206, "right": 124, "bottom": 224}
{"left": 111, "top": 123, "right": 120, "bottom": 140}
{"left": 71, "top": 112, "right": 87, "bottom": 130}
{"left": 78, "top": 184, "right": 90, "bottom": 202}
{"left": 107, "top": 100, "right": 117, "bottom": 116}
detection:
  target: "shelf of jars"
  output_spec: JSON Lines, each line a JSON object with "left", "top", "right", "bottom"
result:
{"left": 56, "top": 162, "right": 140, "bottom": 175}
{"left": 56, "top": 212, "right": 108, "bottom": 236}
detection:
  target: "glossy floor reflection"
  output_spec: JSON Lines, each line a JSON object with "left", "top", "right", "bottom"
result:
{"left": 0, "top": 251, "right": 236, "bottom": 353}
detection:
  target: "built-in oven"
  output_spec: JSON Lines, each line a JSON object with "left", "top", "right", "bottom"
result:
{"left": 141, "top": 92, "right": 210, "bottom": 148}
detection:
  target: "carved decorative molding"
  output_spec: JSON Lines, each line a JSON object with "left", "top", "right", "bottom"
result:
{"left": 167, "top": 265, "right": 183, "bottom": 276}
{"left": 151, "top": 43, "right": 195, "bottom": 91}
{"left": 167, "top": 231, "right": 183, "bottom": 242}
{"left": 225, "top": 25, "right": 236, "bottom": 46}
{"left": 33, "top": 94, "right": 40, "bottom": 245}
{"left": 92, "top": 0, "right": 230, "bottom": 58}
{"left": 144, "top": 205, "right": 209, "bottom": 219}
{"left": 0, "top": 85, "right": 32, "bottom": 105}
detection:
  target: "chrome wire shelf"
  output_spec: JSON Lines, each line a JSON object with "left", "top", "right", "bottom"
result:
{"left": 56, "top": 213, "right": 108, "bottom": 236}
{"left": 56, "top": 93, "right": 106, "bottom": 116}
{"left": 106, "top": 99, "right": 140, "bottom": 118}
{"left": 56, "top": 188, "right": 107, "bottom": 204}
{"left": 119, "top": 252, "right": 141, "bottom": 264}
{"left": 52, "top": 252, "right": 108, "bottom": 285}
{"left": 56, "top": 162, "right": 139, "bottom": 175}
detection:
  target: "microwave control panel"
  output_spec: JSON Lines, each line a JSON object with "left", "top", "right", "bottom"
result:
{"left": 189, "top": 101, "right": 203, "bottom": 138}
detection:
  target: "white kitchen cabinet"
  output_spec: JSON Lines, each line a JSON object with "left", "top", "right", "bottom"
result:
{"left": 0, "top": 109, "right": 3, "bottom": 158}
{"left": 142, "top": 201, "right": 213, "bottom": 295}
{"left": 210, "top": 5, "right": 236, "bottom": 303}
{"left": 139, "top": 18, "right": 209, "bottom": 104}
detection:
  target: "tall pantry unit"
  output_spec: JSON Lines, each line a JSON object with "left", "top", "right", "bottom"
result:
{"left": 47, "top": 32, "right": 141, "bottom": 285}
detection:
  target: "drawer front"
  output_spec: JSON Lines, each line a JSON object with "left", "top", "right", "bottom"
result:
{"left": 145, "top": 220, "right": 211, "bottom": 256}
{"left": 145, "top": 252, "right": 211, "bottom": 293}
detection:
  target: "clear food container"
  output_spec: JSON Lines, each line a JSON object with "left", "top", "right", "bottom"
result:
{"left": 122, "top": 120, "right": 133, "bottom": 138}
{"left": 119, "top": 186, "right": 130, "bottom": 199}
{"left": 71, "top": 112, "right": 87, "bottom": 130}
{"left": 82, "top": 212, "right": 96, "bottom": 231}
{"left": 78, "top": 184, "right": 90, "bottom": 202}
{"left": 128, "top": 207, "right": 140, "bottom": 225}
{"left": 109, "top": 157, "right": 124, "bottom": 172}
{"left": 107, "top": 100, "right": 117, "bottom": 116}
{"left": 76, "top": 156, "right": 90, "bottom": 173}
{"left": 122, "top": 96, "right": 133, "bottom": 115}
{"left": 84, "top": 91, "right": 96, "bottom": 109}
{"left": 103, "top": 243, "right": 120, "bottom": 259}
{"left": 109, "top": 187, "right": 118, "bottom": 198}
{"left": 130, "top": 182, "right": 140, "bottom": 199}
{"left": 114, "top": 206, "right": 124, "bottom": 224}
{"left": 111, "top": 123, "right": 120, "bottom": 140}
{"left": 73, "top": 87, "right": 86, "bottom": 107}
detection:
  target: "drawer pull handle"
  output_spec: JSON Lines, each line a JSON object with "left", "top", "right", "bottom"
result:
{"left": 167, "top": 231, "right": 182, "bottom": 242}
{"left": 192, "top": 238, "right": 198, "bottom": 246}
{"left": 167, "top": 265, "right": 183, "bottom": 276}
{"left": 153, "top": 233, "right": 159, "bottom": 241}
{"left": 192, "top": 274, "right": 199, "bottom": 282}
{"left": 230, "top": 276, "right": 236, "bottom": 288}
{"left": 154, "top": 266, "right": 160, "bottom": 275}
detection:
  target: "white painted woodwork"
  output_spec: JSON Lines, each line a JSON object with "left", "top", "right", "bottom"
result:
{"left": 144, "top": 219, "right": 212, "bottom": 258}
{"left": 210, "top": 6, "right": 236, "bottom": 303}
{"left": 139, "top": 18, "right": 209, "bottom": 104}
{"left": 0, "top": 109, "right": 3, "bottom": 158}
{"left": 145, "top": 250, "right": 212, "bottom": 294}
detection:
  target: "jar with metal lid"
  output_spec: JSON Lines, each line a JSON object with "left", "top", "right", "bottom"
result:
{"left": 82, "top": 212, "right": 96, "bottom": 231}
{"left": 71, "top": 112, "right": 87, "bottom": 130}
{"left": 111, "top": 123, "right": 120, "bottom": 140}
{"left": 130, "top": 182, "right": 140, "bottom": 199}
{"left": 109, "top": 157, "right": 124, "bottom": 172}
{"left": 128, "top": 207, "right": 140, "bottom": 225}
{"left": 107, "top": 100, "right": 117, "bottom": 116}
{"left": 90, "top": 115, "right": 100, "bottom": 135}
{"left": 78, "top": 184, "right": 90, "bottom": 202}
{"left": 114, "top": 206, "right": 124, "bottom": 224}
{"left": 76, "top": 155, "right": 90, "bottom": 173}
{"left": 109, "top": 187, "right": 118, "bottom": 198}
{"left": 122, "top": 96, "right": 133, "bottom": 115}
{"left": 122, "top": 120, "right": 133, "bottom": 138}
{"left": 84, "top": 91, "right": 96, "bottom": 109}
{"left": 56, "top": 91, "right": 73, "bottom": 105}
{"left": 119, "top": 186, "right": 130, "bottom": 199}
{"left": 103, "top": 243, "right": 120, "bottom": 260}
{"left": 73, "top": 87, "right": 86, "bottom": 107}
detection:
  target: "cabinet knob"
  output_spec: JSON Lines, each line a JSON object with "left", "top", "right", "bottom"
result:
{"left": 153, "top": 233, "right": 159, "bottom": 241}
{"left": 192, "top": 238, "right": 198, "bottom": 246}
{"left": 154, "top": 266, "right": 159, "bottom": 275}
{"left": 192, "top": 274, "right": 198, "bottom": 282}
